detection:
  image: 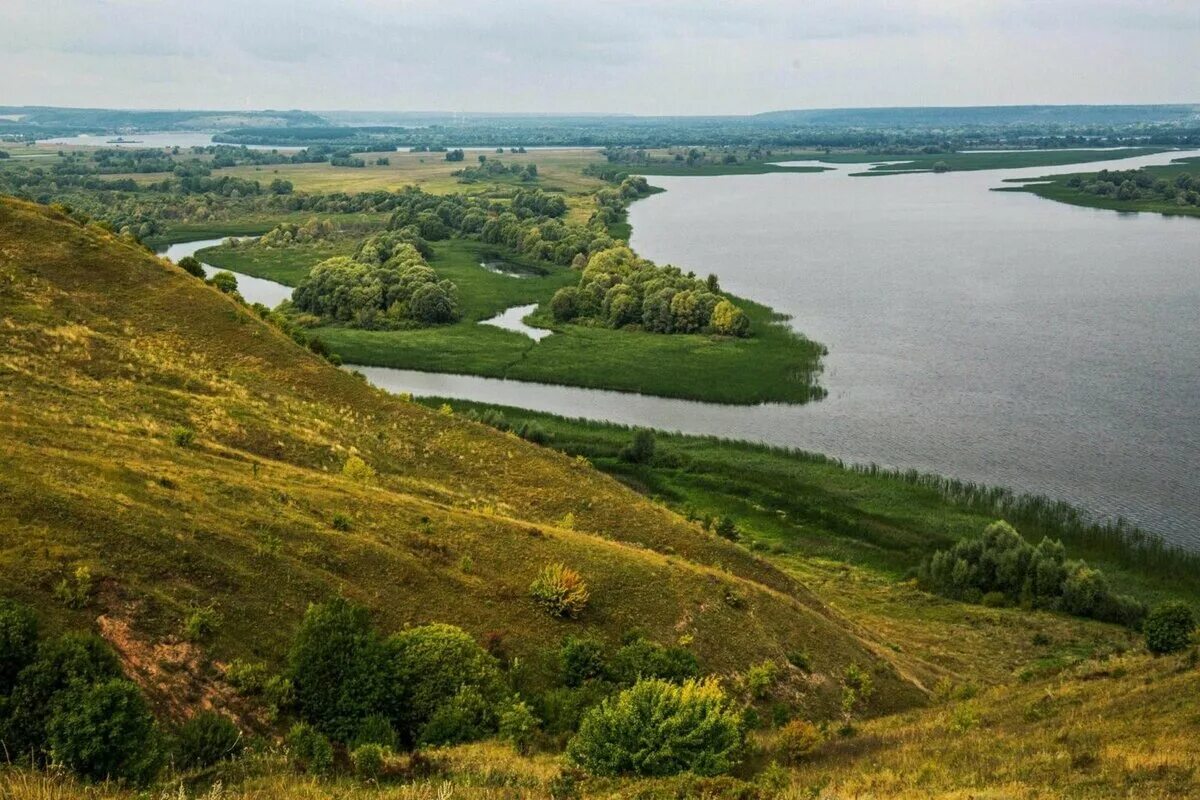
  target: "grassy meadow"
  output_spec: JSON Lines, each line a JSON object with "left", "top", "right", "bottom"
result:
{"left": 999, "top": 155, "right": 1200, "bottom": 217}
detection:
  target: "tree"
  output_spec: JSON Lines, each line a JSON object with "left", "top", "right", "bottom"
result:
{"left": 550, "top": 286, "right": 580, "bottom": 322}
{"left": 0, "top": 598, "right": 38, "bottom": 696}
{"left": 407, "top": 281, "right": 459, "bottom": 324}
{"left": 567, "top": 679, "right": 743, "bottom": 777}
{"left": 46, "top": 679, "right": 161, "bottom": 784}
{"left": 1144, "top": 601, "right": 1196, "bottom": 655}
{"left": 208, "top": 271, "right": 238, "bottom": 295}
{"left": 288, "top": 598, "right": 387, "bottom": 742}
{"left": 710, "top": 299, "right": 749, "bottom": 337}
{"left": 620, "top": 429, "right": 655, "bottom": 464}
{"left": 176, "top": 255, "right": 206, "bottom": 279}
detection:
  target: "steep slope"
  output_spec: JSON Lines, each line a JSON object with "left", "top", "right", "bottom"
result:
{"left": 0, "top": 198, "right": 924, "bottom": 719}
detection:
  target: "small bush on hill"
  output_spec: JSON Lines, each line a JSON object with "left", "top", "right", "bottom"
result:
{"left": 419, "top": 685, "right": 495, "bottom": 746}
{"left": 620, "top": 429, "right": 656, "bottom": 464}
{"left": 1144, "top": 601, "right": 1196, "bottom": 655}
{"left": 351, "top": 743, "right": 387, "bottom": 780}
{"left": 568, "top": 678, "right": 744, "bottom": 777}
{"left": 560, "top": 636, "right": 607, "bottom": 687}
{"left": 777, "top": 718, "right": 823, "bottom": 764}
{"left": 352, "top": 715, "right": 398, "bottom": 751}
{"left": 342, "top": 454, "right": 376, "bottom": 484}
{"left": 176, "top": 255, "right": 205, "bottom": 278}
{"left": 174, "top": 711, "right": 243, "bottom": 770}
{"left": 498, "top": 697, "right": 540, "bottom": 753}
{"left": 608, "top": 637, "right": 699, "bottom": 686}
{"left": 530, "top": 564, "right": 590, "bottom": 618}
{"left": 208, "top": 270, "right": 239, "bottom": 295}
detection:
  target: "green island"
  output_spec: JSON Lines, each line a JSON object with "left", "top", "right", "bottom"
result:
{"left": 999, "top": 155, "right": 1200, "bottom": 217}
{"left": 2, "top": 108, "right": 1199, "bottom": 799}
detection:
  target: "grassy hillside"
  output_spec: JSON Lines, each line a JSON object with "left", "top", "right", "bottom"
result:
{"left": 0, "top": 197, "right": 921, "bottom": 721}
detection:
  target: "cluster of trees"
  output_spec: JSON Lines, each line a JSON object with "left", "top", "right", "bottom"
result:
{"left": 917, "top": 521, "right": 1146, "bottom": 626}
{"left": 1066, "top": 168, "right": 1200, "bottom": 206}
{"left": 291, "top": 231, "right": 459, "bottom": 327}
{"left": 284, "top": 597, "right": 744, "bottom": 778}
{"left": 0, "top": 598, "right": 243, "bottom": 784}
{"left": 453, "top": 159, "right": 538, "bottom": 183}
{"left": 256, "top": 216, "right": 337, "bottom": 247}
{"left": 550, "top": 246, "right": 750, "bottom": 336}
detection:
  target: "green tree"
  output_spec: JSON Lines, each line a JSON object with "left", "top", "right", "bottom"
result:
{"left": 176, "top": 255, "right": 206, "bottom": 279}
{"left": 1144, "top": 601, "right": 1196, "bottom": 655}
{"left": 46, "top": 679, "right": 161, "bottom": 784}
{"left": 0, "top": 598, "right": 38, "bottom": 696}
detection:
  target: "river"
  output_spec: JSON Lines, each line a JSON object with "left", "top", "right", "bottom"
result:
{"left": 161, "top": 148, "right": 1200, "bottom": 548}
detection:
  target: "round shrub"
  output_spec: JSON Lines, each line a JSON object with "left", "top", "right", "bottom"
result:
{"left": 208, "top": 271, "right": 239, "bottom": 295}
{"left": 776, "top": 718, "right": 823, "bottom": 764}
{"left": 46, "top": 678, "right": 161, "bottom": 784}
{"left": 0, "top": 598, "right": 38, "bottom": 695}
{"left": 608, "top": 637, "right": 698, "bottom": 686}
{"left": 530, "top": 563, "right": 590, "bottom": 619}
{"left": 418, "top": 685, "right": 495, "bottom": 746}
{"left": 385, "top": 623, "right": 503, "bottom": 743}
{"left": 174, "top": 711, "right": 243, "bottom": 770}
{"left": 560, "top": 636, "right": 607, "bottom": 687}
{"left": 1144, "top": 601, "right": 1196, "bottom": 655}
{"left": 352, "top": 714, "right": 398, "bottom": 750}
{"left": 351, "top": 743, "right": 387, "bottom": 780}
{"left": 550, "top": 286, "right": 580, "bottom": 322}
{"left": 567, "top": 678, "right": 744, "bottom": 777}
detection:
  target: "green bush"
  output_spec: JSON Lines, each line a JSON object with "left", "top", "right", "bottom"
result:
{"left": 176, "top": 255, "right": 206, "bottom": 278}
{"left": 530, "top": 563, "right": 590, "bottom": 618}
{"left": 745, "top": 660, "right": 780, "bottom": 700}
{"left": 498, "top": 697, "right": 540, "bottom": 753}
{"left": 419, "top": 685, "right": 495, "bottom": 746}
{"left": 352, "top": 714, "right": 399, "bottom": 750}
{"left": 351, "top": 743, "right": 387, "bottom": 780}
{"left": 608, "top": 637, "right": 698, "bottom": 686}
{"left": 174, "top": 711, "right": 243, "bottom": 769}
{"left": 224, "top": 659, "right": 269, "bottom": 695}
{"left": 559, "top": 636, "right": 607, "bottom": 687}
{"left": 182, "top": 603, "right": 222, "bottom": 642}
{"left": 171, "top": 426, "right": 195, "bottom": 447}
{"left": 208, "top": 270, "right": 239, "bottom": 295}
{"left": 619, "top": 429, "right": 656, "bottom": 464}
{"left": 287, "top": 722, "right": 334, "bottom": 776}
{"left": 386, "top": 623, "right": 503, "bottom": 743}
{"left": 1144, "top": 601, "right": 1196, "bottom": 655}
{"left": 3, "top": 633, "right": 123, "bottom": 760}
{"left": 288, "top": 598, "right": 387, "bottom": 742}
{"left": 567, "top": 678, "right": 744, "bottom": 777}
{"left": 46, "top": 678, "right": 161, "bottom": 784}
{"left": 0, "top": 598, "right": 38, "bottom": 695}
{"left": 776, "top": 718, "right": 823, "bottom": 764}
{"left": 536, "top": 682, "right": 614, "bottom": 737}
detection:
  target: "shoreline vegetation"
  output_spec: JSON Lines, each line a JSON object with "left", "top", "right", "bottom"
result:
{"left": 998, "top": 155, "right": 1200, "bottom": 217}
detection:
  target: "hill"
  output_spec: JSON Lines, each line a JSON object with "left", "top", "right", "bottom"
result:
{"left": 0, "top": 197, "right": 923, "bottom": 722}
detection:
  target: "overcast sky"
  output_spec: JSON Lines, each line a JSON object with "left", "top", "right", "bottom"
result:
{"left": 3, "top": 0, "right": 1198, "bottom": 115}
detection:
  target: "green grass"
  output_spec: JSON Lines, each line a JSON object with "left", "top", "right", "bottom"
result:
{"left": 423, "top": 399, "right": 1200, "bottom": 609}
{"left": 998, "top": 155, "right": 1200, "bottom": 217}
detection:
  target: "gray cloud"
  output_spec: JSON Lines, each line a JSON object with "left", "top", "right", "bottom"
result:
{"left": 2, "top": 0, "right": 1197, "bottom": 113}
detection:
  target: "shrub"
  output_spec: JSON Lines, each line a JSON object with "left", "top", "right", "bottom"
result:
{"left": 777, "top": 718, "right": 823, "bottom": 764}
{"left": 710, "top": 299, "right": 749, "bottom": 337}
{"left": 182, "top": 603, "right": 222, "bottom": 642}
{"left": 620, "top": 429, "right": 656, "bottom": 464}
{"left": 714, "top": 516, "right": 739, "bottom": 541}
{"left": 176, "top": 255, "right": 206, "bottom": 278}
{"left": 530, "top": 563, "right": 590, "bottom": 618}
{"left": 419, "top": 685, "right": 495, "bottom": 746}
{"left": 745, "top": 660, "right": 780, "bottom": 699}
{"left": 498, "top": 697, "right": 540, "bottom": 753}
{"left": 3, "top": 633, "right": 123, "bottom": 759}
{"left": 550, "top": 286, "right": 580, "bottom": 322}
{"left": 0, "top": 598, "right": 38, "bottom": 695}
{"left": 351, "top": 743, "right": 387, "bottom": 780}
{"left": 567, "top": 678, "right": 744, "bottom": 777}
{"left": 786, "top": 649, "right": 811, "bottom": 673}
{"left": 342, "top": 454, "right": 377, "bottom": 484}
{"left": 287, "top": 722, "right": 334, "bottom": 776}
{"left": 608, "top": 637, "right": 699, "bottom": 686}
{"left": 52, "top": 565, "right": 94, "bottom": 609}
{"left": 288, "top": 598, "right": 387, "bottom": 742}
{"left": 560, "top": 636, "right": 607, "bottom": 687}
{"left": 224, "top": 659, "right": 269, "bottom": 695}
{"left": 514, "top": 420, "right": 551, "bottom": 445}
{"left": 174, "top": 711, "right": 243, "bottom": 769}
{"left": 1144, "top": 601, "right": 1196, "bottom": 655}
{"left": 352, "top": 715, "right": 399, "bottom": 751}
{"left": 46, "top": 679, "right": 161, "bottom": 784}
{"left": 536, "top": 681, "right": 614, "bottom": 737}
{"left": 332, "top": 513, "right": 353, "bottom": 532}
{"left": 385, "top": 623, "right": 504, "bottom": 743}
{"left": 208, "top": 271, "right": 239, "bottom": 295}
{"left": 171, "top": 426, "right": 195, "bottom": 447}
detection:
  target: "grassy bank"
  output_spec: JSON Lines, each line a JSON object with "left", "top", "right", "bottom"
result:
{"left": 420, "top": 398, "right": 1200, "bottom": 608}
{"left": 999, "top": 155, "right": 1200, "bottom": 217}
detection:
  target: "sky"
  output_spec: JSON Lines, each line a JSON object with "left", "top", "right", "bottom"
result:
{"left": 3, "top": 0, "right": 1199, "bottom": 115}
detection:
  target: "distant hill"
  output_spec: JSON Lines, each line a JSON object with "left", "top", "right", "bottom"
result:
{"left": 752, "top": 104, "right": 1200, "bottom": 128}
{"left": 0, "top": 197, "right": 924, "bottom": 721}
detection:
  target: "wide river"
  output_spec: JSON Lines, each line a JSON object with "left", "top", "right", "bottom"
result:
{"left": 165, "top": 149, "right": 1200, "bottom": 548}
